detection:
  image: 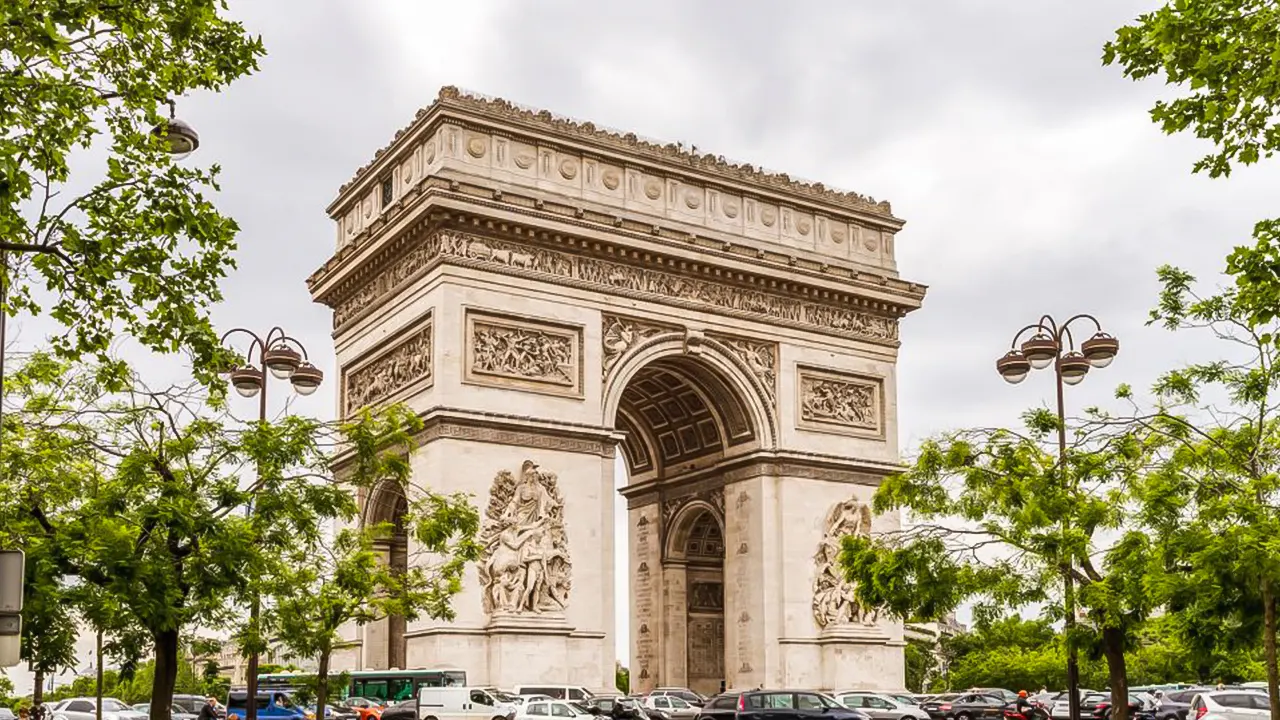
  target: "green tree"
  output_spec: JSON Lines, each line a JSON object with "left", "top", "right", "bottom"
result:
{"left": 904, "top": 636, "right": 939, "bottom": 694}
{"left": 839, "top": 411, "right": 1153, "bottom": 720}
{"left": 1102, "top": 2, "right": 1280, "bottom": 338}
{"left": 0, "top": 356, "right": 423, "bottom": 720}
{"left": 615, "top": 663, "right": 630, "bottom": 694}
{"left": 265, "top": 447, "right": 480, "bottom": 720}
{"left": 0, "top": 1, "right": 264, "bottom": 383}
{"left": 1121, "top": 264, "right": 1280, "bottom": 717}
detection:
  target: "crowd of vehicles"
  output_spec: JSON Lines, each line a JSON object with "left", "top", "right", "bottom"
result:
{"left": 15, "top": 680, "right": 1278, "bottom": 720}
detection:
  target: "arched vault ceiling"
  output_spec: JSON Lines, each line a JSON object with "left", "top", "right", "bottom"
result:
{"left": 617, "top": 357, "right": 756, "bottom": 476}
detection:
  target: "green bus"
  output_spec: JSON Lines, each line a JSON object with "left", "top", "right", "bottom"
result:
{"left": 258, "top": 668, "right": 468, "bottom": 704}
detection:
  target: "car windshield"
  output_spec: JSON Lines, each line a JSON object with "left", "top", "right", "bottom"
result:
{"left": 101, "top": 701, "right": 131, "bottom": 712}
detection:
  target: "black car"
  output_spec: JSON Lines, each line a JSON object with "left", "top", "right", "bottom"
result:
{"left": 378, "top": 700, "right": 418, "bottom": 720}
{"left": 945, "top": 694, "right": 1010, "bottom": 720}
{"left": 920, "top": 695, "right": 963, "bottom": 720}
{"left": 696, "top": 691, "right": 870, "bottom": 720}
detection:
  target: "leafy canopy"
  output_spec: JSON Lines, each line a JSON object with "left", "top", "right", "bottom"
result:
{"left": 0, "top": 1, "right": 265, "bottom": 383}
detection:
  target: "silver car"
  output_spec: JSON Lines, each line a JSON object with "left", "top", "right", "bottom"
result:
{"left": 836, "top": 692, "right": 930, "bottom": 720}
{"left": 1190, "top": 691, "right": 1270, "bottom": 720}
{"left": 640, "top": 696, "right": 699, "bottom": 720}
{"left": 53, "top": 699, "right": 147, "bottom": 720}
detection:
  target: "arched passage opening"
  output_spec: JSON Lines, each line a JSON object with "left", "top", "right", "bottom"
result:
{"left": 606, "top": 342, "right": 767, "bottom": 695}
{"left": 363, "top": 479, "right": 409, "bottom": 671}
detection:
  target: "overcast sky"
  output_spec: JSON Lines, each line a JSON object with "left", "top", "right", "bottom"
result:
{"left": 11, "top": 0, "right": 1280, "bottom": 692}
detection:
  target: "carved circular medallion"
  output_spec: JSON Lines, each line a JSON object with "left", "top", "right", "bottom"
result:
{"left": 723, "top": 200, "right": 740, "bottom": 219}
{"left": 644, "top": 179, "right": 663, "bottom": 200}
{"left": 602, "top": 169, "right": 622, "bottom": 191}
{"left": 514, "top": 152, "right": 535, "bottom": 170}
{"left": 831, "top": 227, "right": 846, "bottom": 244}
{"left": 559, "top": 158, "right": 579, "bottom": 180}
{"left": 425, "top": 143, "right": 437, "bottom": 164}
{"left": 797, "top": 218, "right": 812, "bottom": 236}
{"left": 864, "top": 231, "right": 879, "bottom": 251}
{"left": 760, "top": 207, "right": 777, "bottom": 227}
{"left": 467, "top": 137, "right": 487, "bottom": 158}
{"left": 684, "top": 190, "right": 702, "bottom": 210}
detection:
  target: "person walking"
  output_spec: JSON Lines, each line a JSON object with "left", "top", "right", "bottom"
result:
{"left": 198, "top": 698, "right": 221, "bottom": 720}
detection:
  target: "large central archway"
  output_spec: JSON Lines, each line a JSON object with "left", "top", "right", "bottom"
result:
{"left": 605, "top": 331, "right": 770, "bottom": 694}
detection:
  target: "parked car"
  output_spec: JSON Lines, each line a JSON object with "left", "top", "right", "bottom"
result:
{"left": 968, "top": 693, "right": 1017, "bottom": 706}
{"left": 512, "top": 688, "right": 594, "bottom": 703}
{"left": 647, "top": 692, "right": 706, "bottom": 709}
{"left": 1, "top": 708, "right": 16, "bottom": 720}
{"left": 372, "top": 700, "right": 416, "bottom": 720}
{"left": 835, "top": 692, "right": 930, "bottom": 720}
{"left": 942, "top": 694, "right": 1009, "bottom": 720}
{"left": 133, "top": 704, "right": 198, "bottom": 720}
{"left": 341, "top": 699, "right": 384, "bottom": 720}
{"left": 417, "top": 687, "right": 516, "bottom": 720}
{"left": 55, "top": 699, "right": 147, "bottom": 720}
{"left": 324, "top": 705, "right": 361, "bottom": 720}
{"left": 1155, "top": 689, "right": 1210, "bottom": 720}
{"left": 173, "top": 696, "right": 223, "bottom": 720}
{"left": 920, "top": 695, "right": 964, "bottom": 720}
{"left": 1188, "top": 691, "right": 1269, "bottom": 720}
{"left": 227, "top": 691, "right": 306, "bottom": 720}
{"left": 514, "top": 698, "right": 556, "bottom": 708}
{"left": 695, "top": 690, "right": 870, "bottom": 720}
{"left": 1052, "top": 693, "right": 1108, "bottom": 720}
{"left": 639, "top": 696, "right": 699, "bottom": 720}
{"left": 515, "top": 700, "right": 592, "bottom": 720}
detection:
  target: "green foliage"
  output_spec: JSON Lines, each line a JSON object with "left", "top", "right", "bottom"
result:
{"left": 1103, "top": 0, "right": 1280, "bottom": 179}
{"left": 615, "top": 664, "right": 629, "bottom": 694}
{"left": 264, "top": 406, "right": 480, "bottom": 717}
{"left": 0, "top": 1, "right": 266, "bottom": 384}
{"left": 905, "top": 636, "right": 939, "bottom": 694}
{"left": 0, "top": 356, "right": 443, "bottom": 717}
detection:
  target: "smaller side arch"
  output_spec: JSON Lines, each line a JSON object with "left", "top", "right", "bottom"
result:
{"left": 664, "top": 499, "right": 726, "bottom": 562}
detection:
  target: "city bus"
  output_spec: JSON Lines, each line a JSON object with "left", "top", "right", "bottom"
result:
{"left": 258, "top": 668, "right": 469, "bottom": 704}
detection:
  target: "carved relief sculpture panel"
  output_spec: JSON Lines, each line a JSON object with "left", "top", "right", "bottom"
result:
{"left": 711, "top": 334, "right": 777, "bottom": 407}
{"left": 464, "top": 309, "right": 584, "bottom": 397}
{"left": 478, "top": 460, "right": 573, "bottom": 616}
{"left": 342, "top": 314, "right": 433, "bottom": 415}
{"left": 601, "top": 314, "right": 678, "bottom": 381}
{"left": 812, "top": 497, "right": 877, "bottom": 628}
{"left": 796, "top": 366, "right": 883, "bottom": 437}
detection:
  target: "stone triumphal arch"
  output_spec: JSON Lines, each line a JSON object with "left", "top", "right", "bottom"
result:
{"left": 308, "top": 87, "right": 926, "bottom": 693}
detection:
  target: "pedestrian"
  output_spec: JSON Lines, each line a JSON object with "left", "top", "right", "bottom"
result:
{"left": 1038, "top": 688, "right": 1047, "bottom": 696}
{"left": 18, "top": 708, "right": 28, "bottom": 720}
{"left": 198, "top": 697, "right": 220, "bottom": 720}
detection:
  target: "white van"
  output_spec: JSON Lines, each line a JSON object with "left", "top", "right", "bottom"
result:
{"left": 418, "top": 686, "right": 517, "bottom": 720}
{"left": 510, "top": 687, "right": 594, "bottom": 702}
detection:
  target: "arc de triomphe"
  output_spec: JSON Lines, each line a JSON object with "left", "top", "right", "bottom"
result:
{"left": 308, "top": 87, "right": 926, "bottom": 694}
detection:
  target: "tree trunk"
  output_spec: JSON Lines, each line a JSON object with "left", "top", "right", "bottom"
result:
{"left": 33, "top": 668, "right": 44, "bottom": 708}
{"left": 152, "top": 628, "right": 181, "bottom": 720}
{"left": 314, "top": 650, "right": 331, "bottom": 720}
{"left": 1263, "top": 579, "right": 1279, "bottom": 720}
{"left": 96, "top": 629, "right": 104, "bottom": 720}
{"left": 1101, "top": 626, "right": 1129, "bottom": 720}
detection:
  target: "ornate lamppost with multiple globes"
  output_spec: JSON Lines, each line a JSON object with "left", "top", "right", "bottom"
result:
{"left": 220, "top": 327, "right": 323, "bottom": 720}
{"left": 995, "top": 314, "right": 1119, "bottom": 720}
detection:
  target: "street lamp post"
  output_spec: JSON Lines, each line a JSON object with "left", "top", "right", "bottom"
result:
{"left": 995, "top": 314, "right": 1120, "bottom": 720}
{"left": 220, "top": 327, "right": 323, "bottom": 720}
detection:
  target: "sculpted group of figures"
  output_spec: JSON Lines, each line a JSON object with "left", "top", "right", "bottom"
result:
{"left": 812, "top": 498, "right": 878, "bottom": 627}
{"left": 478, "top": 461, "right": 574, "bottom": 615}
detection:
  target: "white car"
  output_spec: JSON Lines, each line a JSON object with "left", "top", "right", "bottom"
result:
{"left": 515, "top": 700, "right": 593, "bottom": 720}
{"left": 52, "top": 699, "right": 147, "bottom": 720}
{"left": 639, "top": 696, "right": 699, "bottom": 720}
{"left": 1190, "top": 691, "right": 1270, "bottom": 720}
{"left": 512, "top": 696, "right": 555, "bottom": 707}
{"left": 835, "top": 692, "right": 930, "bottom": 720}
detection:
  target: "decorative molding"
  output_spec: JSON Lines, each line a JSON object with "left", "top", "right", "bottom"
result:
{"left": 710, "top": 334, "right": 777, "bottom": 407}
{"left": 813, "top": 497, "right": 878, "bottom": 628}
{"left": 416, "top": 418, "right": 616, "bottom": 457}
{"left": 337, "top": 86, "right": 896, "bottom": 218}
{"left": 341, "top": 313, "right": 433, "bottom": 415}
{"left": 328, "top": 229, "right": 901, "bottom": 347}
{"left": 796, "top": 365, "right": 884, "bottom": 438}
{"left": 601, "top": 314, "right": 678, "bottom": 381}
{"left": 477, "top": 460, "right": 573, "bottom": 617}
{"left": 464, "top": 309, "right": 584, "bottom": 398}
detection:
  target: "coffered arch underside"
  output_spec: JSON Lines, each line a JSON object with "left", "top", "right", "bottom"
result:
{"left": 604, "top": 333, "right": 775, "bottom": 482}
